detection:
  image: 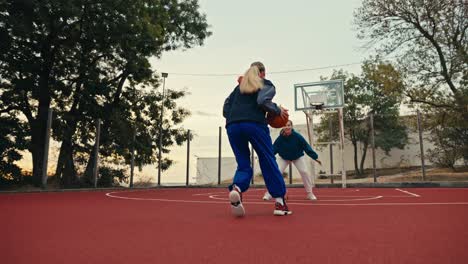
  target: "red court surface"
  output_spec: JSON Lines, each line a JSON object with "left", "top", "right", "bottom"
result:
{"left": 2, "top": 187, "right": 468, "bottom": 264}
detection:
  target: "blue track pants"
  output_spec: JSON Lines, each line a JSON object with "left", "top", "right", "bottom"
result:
{"left": 226, "top": 122, "right": 286, "bottom": 198}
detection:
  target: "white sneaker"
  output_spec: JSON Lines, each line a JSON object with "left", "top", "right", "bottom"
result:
{"left": 262, "top": 192, "right": 272, "bottom": 201}
{"left": 307, "top": 193, "right": 317, "bottom": 201}
{"left": 229, "top": 186, "right": 245, "bottom": 217}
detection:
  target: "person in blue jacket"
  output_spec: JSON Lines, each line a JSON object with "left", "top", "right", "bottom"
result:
{"left": 263, "top": 120, "right": 322, "bottom": 201}
{"left": 223, "top": 61, "right": 291, "bottom": 217}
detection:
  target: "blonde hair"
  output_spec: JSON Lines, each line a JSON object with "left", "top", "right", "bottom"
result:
{"left": 239, "top": 62, "right": 265, "bottom": 94}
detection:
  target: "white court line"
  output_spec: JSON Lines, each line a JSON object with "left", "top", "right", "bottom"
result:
{"left": 192, "top": 189, "right": 266, "bottom": 196}
{"left": 106, "top": 191, "right": 468, "bottom": 206}
{"left": 395, "top": 188, "right": 421, "bottom": 197}
{"left": 208, "top": 194, "right": 383, "bottom": 202}
{"left": 193, "top": 189, "right": 361, "bottom": 195}
{"left": 192, "top": 192, "right": 227, "bottom": 196}
{"left": 106, "top": 192, "right": 225, "bottom": 203}
{"left": 288, "top": 202, "right": 468, "bottom": 206}
{"left": 194, "top": 189, "right": 361, "bottom": 197}
{"left": 200, "top": 193, "right": 383, "bottom": 198}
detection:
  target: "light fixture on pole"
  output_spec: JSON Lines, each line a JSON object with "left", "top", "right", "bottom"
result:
{"left": 158, "top": 72, "right": 168, "bottom": 186}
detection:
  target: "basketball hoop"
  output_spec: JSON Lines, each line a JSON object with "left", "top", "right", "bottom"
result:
{"left": 294, "top": 79, "right": 347, "bottom": 188}
{"left": 310, "top": 103, "right": 324, "bottom": 110}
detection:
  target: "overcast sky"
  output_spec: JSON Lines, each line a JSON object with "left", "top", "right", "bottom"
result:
{"left": 146, "top": 0, "right": 374, "bottom": 183}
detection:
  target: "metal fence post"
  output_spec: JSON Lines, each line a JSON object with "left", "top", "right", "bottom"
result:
{"left": 369, "top": 113, "right": 377, "bottom": 182}
{"left": 93, "top": 119, "right": 101, "bottom": 188}
{"left": 218, "top": 126, "right": 222, "bottom": 185}
{"left": 130, "top": 128, "right": 135, "bottom": 188}
{"left": 186, "top": 129, "right": 191, "bottom": 186}
{"left": 289, "top": 164, "right": 293, "bottom": 185}
{"left": 158, "top": 72, "right": 168, "bottom": 186}
{"left": 329, "top": 117, "right": 334, "bottom": 184}
{"left": 417, "top": 110, "right": 426, "bottom": 181}
{"left": 41, "top": 108, "right": 53, "bottom": 189}
{"left": 338, "top": 108, "right": 346, "bottom": 188}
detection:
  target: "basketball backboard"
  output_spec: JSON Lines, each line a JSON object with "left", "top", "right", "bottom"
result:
{"left": 294, "top": 79, "right": 344, "bottom": 111}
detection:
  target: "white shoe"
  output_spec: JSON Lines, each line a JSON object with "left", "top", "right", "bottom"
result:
{"left": 307, "top": 193, "right": 317, "bottom": 201}
{"left": 262, "top": 192, "right": 272, "bottom": 201}
{"left": 229, "top": 186, "right": 245, "bottom": 217}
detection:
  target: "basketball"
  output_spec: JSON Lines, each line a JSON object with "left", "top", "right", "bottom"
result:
{"left": 267, "top": 111, "right": 289, "bottom": 128}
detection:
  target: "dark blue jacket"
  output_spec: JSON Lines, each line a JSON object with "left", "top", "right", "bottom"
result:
{"left": 223, "top": 79, "right": 281, "bottom": 125}
{"left": 273, "top": 129, "right": 319, "bottom": 161}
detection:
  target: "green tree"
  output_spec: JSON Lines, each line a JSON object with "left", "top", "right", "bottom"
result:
{"left": 355, "top": 0, "right": 467, "bottom": 116}
{"left": 355, "top": 0, "right": 468, "bottom": 166}
{"left": 0, "top": 0, "right": 211, "bottom": 186}
{"left": 317, "top": 60, "right": 408, "bottom": 176}
{"left": 0, "top": 113, "right": 27, "bottom": 183}
{"left": 425, "top": 109, "right": 467, "bottom": 169}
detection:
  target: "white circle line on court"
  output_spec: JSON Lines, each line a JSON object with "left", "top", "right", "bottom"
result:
{"left": 192, "top": 191, "right": 261, "bottom": 196}
{"left": 196, "top": 192, "right": 387, "bottom": 198}
{"left": 194, "top": 191, "right": 416, "bottom": 199}
{"left": 105, "top": 192, "right": 468, "bottom": 206}
{"left": 193, "top": 189, "right": 362, "bottom": 196}
{"left": 208, "top": 194, "right": 383, "bottom": 202}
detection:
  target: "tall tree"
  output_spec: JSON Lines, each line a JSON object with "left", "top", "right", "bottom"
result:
{"left": 0, "top": 0, "right": 211, "bottom": 186}
{"left": 355, "top": 0, "right": 467, "bottom": 165}
{"left": 355, "top": 0, "right": 467, "bottom": 117}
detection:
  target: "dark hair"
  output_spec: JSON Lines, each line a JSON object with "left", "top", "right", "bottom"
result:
{"left": 250, "top": 61, "right": 265, "bottom": 73}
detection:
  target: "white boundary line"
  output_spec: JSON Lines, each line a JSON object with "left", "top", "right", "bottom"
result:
{"left": 395, "top": 188, "right": 421, "bottom": 197}
{"left": 105, "top": 191, "right": 468, "bottom": 206}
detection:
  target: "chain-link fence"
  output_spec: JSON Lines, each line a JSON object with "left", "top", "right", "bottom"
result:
{"left": 2, "top": 108, "right": 467, "bottom": 191}
{"left": 187, "top": 110, "right": 467, "bottom": 187}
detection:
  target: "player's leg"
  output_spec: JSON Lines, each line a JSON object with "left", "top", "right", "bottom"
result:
{"left": 263, "top": 156, "right": 289, "bottom": 200}
{"left": 226, "top": 123, "right": 253, "bottom": 216}
{"left": 248, "top": 123, "right": 291, "bottom": 215}
{"left": 293, "top": 156, "right": 316, "bottom": 200}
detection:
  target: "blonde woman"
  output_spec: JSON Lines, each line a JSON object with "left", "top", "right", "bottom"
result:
{"left": 263, "top": 120, "right": 322, "bottom": 201}
{"left": 223, "top": 61, "right": 291, "bottom": 217}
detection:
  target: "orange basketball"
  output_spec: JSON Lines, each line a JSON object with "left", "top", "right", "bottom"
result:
{"left": 267, "top": 111, "right": 289, "bottom": 128}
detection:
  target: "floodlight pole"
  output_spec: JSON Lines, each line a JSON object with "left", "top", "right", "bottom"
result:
{"left": 158, "top": 72, "right": 168, "bottom": 186}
